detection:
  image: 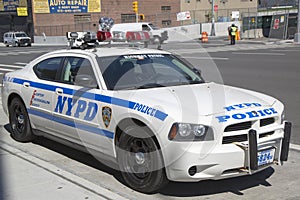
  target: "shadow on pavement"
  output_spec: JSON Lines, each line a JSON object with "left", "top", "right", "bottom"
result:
{"left": 159, "top": 164, "right": 274, "bottom": 197}
{"left": 4, "top": 123, "right": 274, "bottom": 197}
{"left": 3, "top": 124, "right": 125, "bottom": 186}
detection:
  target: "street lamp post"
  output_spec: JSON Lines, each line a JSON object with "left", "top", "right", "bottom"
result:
{"left": 295, "top": 0, "right": 300, "bottom": 43}
{"left": 210, "top": 0, "right": 216, "bottom": 36}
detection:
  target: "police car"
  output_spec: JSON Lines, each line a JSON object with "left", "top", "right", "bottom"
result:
{"left": 1, "top": 47, "right": 291, "bottom": 193}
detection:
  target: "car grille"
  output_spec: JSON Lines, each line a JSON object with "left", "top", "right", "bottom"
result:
{"left": 222, "top": 117, "right": 275, "bottom": 144}
{"left": 21, "top": 39, "right": 30, "bottom": 43}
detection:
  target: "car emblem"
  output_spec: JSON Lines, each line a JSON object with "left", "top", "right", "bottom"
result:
{"left": 102, "top": 106, "right": 112, "bottom": 128}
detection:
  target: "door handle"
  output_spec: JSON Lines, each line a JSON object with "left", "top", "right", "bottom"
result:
{"left": 23, "top": 82, "right": 30, "bottom": 88}
{"left": 55, "top": 88, "right": 63, "bottom": 95}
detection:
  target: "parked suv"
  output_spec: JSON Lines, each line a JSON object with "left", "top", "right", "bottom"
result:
{"left": 3, "top": 31, "right": 31, "bottom": 47}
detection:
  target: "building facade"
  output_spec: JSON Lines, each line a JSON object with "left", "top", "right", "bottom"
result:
{"left": 181, "top": 0, "right": 258, "bottom": 24}
{"left": 33, "top": 0, "right": 181, "bottom": 36}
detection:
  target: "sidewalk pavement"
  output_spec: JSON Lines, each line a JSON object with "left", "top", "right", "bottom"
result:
{"left": 0, "top": 141, "right": 128, "bottom": 200}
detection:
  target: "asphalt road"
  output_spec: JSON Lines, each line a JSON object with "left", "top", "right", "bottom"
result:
{"left": 1, "top": 41, "right": 300, "bottom": 199}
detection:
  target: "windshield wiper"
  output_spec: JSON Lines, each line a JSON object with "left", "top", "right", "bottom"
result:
{"left": 136, "top": 83, "right": 166, "bottom": 89}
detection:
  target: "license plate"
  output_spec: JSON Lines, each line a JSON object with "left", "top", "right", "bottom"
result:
{"left": 257, "top": 148, "right": 275, "bottom": 166}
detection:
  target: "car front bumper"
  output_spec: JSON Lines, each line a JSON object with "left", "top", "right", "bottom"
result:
{"left": 164, "top": 121, "right": 291, "bottom": 182}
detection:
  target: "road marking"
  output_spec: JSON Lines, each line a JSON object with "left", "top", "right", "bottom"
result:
{"left": 232, "top": 52, "right": 285, "bottom": 56}
{"left": 0, "top": 63, "right": 24, "bottom": 69}
{"left": 290, "top": 144, "right": 300, "bottom": 151}
{"left": 0, "top": 72, "right": 3, "bottom": 75}
{"left": 0, "top": 68, "right": 16, "bottom": 72}
{"left": 14, "top": 62, "right": 28, "bottom": 65}
{"left": 184, "top": 56, "right": 229, "bottom": 60}
{"left": 271, "top": 49, "right": 300, "bottom": 52}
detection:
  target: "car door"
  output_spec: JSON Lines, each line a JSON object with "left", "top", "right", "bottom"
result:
{"left": 28, "top": 56, "right": 64, "bottom": 133}
{"left": 51, "top": 55, "right": 113, "bottom": 155}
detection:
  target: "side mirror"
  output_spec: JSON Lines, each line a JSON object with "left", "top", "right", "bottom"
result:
{"left": 193, "top": 68, "right": 202, "bottom": 77}
{"left": 75, "top": 74, "right": 98, "bottom": 88}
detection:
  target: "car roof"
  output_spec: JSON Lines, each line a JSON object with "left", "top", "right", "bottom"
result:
{"left": 46, "top": 47, "right": 172, "bottom": 58}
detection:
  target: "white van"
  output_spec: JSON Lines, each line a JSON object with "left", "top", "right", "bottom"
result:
{"left": 110, "top": 22, "right": 168, "bottom": 44}
{"left": 3, "top": 31, "right": 32, "bottom": 47}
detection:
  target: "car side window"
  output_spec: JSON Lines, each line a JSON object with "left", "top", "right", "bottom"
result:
{"left": 33, "top": 57, "right": 63, "bottom": 81}
{"left": 62, "top": 57, "right": 98, "bottom": 88}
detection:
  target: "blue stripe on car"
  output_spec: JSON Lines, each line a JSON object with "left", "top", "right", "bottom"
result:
{"left": 12, "top": 78, "right": 168, "bottom": 121}
{"left": 28, "top": 108, "right": 114, "bottom": 139}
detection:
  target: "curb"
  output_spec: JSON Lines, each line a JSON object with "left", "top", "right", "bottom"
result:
{"left": 0, "top": 140, "right": 130, "bottom": 200}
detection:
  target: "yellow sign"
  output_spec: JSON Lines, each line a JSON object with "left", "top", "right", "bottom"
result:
{"left": 33, "top": 0, "right": 101, "bottom": 13}
{"left": 33, "top": 0, "right": 50, "bottom": 13}
{"left": 0, "top": 0, "right": 4, "bottom": 11}
{"left": 88, "top": 0, "right": 101, "bottom": 12}
{"left": 17, "top": 7, "right": 28, "bottom": 16}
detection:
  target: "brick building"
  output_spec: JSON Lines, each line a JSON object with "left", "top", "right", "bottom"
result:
{"left": 33, "top": 0, "right": 181, "bottom": 36}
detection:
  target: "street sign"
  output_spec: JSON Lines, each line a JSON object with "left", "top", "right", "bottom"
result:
{"left": 176, "top": 11, "right": 191, "bottom": 21}
{"left": 274, "top": 18, "right": 280, "bottom": 29}
{"left": 214, "top": 5, "right": 218, "bottom": 12}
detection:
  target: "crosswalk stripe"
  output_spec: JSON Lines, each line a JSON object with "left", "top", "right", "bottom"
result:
{"left": 0, "top": 72, "right": 3, "bottom": 75}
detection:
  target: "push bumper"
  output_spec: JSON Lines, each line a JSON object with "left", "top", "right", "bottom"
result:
{"left": 164, "top": 122, "right": 292, "bottom": 182}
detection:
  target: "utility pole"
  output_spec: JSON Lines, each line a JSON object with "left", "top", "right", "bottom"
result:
{"left": 295, "top": 0, "right": 300, "bottom": 43}
{"left": 210, "top": 0, "right": 216, "bottom": 36}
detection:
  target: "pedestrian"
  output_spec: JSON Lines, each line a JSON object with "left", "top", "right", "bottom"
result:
{"left": 230, "top": 24, "right": 237, "bottom": 45}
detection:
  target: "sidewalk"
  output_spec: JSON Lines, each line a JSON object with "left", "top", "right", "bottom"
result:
{"left": 0, "top": 140, "right": 129, "bottom": 200}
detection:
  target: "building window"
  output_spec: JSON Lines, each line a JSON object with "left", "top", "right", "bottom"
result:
{"left": 161, "top": 6, "right": 171, "bottom": 12}
{"left": 74, "top": 14, "right": 91, "bottom": 23}
{"left": 185, "top": 0, "right": 190, "bottom": 3}
{"left": 121, "top": 14, "right": 136, "bottom": 23}
{"left": 196, "top": 0, "right": 201, "bottom": 2}
{"left": 162, "top": 20, "right": 171, "bottom": 27}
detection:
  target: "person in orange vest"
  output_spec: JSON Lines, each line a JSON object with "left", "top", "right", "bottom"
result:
{"left": 230, "top": 24, "right": 237, "bottom": 45}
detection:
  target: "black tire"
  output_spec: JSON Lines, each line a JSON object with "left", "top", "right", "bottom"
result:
{"left": 117, "top": 125, "right": 168, "bottom": 193}
{"left": 8, "top": 98, "right": 34, "bottom": 142}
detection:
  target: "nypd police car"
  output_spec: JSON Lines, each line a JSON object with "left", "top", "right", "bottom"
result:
{"left": 1, "top": 47, "right": 291, "bottom": 193}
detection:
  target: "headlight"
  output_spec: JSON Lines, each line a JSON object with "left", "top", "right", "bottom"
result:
{"left": 168, "top": 123, "right": 214, "bottom": 141}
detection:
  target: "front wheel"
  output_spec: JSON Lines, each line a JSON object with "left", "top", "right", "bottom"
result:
{"left": 8, "top": 98, "right": 35, "bottom": 142}
{"left": 117, "top": 125, "right": 168, "bottom": 193}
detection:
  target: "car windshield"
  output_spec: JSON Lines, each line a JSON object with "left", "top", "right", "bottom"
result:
{"left": 148, "top": 23, "right": 159, "bottom": 30}
{"left": 15, "top": 33, "right": 28, "bottom": 37}
{"left": 97, "top": 54, "right": 204, "bottom": 90}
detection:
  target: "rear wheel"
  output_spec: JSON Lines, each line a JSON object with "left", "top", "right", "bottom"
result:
{"left": 117, "top": 125, "right": 168, "bottom": 193}
{"left": 8, "top": 98, "right": 34, "bottom": 142}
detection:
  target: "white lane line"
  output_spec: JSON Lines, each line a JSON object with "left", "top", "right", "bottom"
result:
{"left": 271, "top": 49, "right": 300, "bottom": 52}
{"left": 0, "top": 72, "right": 3, "bottom": 75}
{"left": 0, "top": 68, "right": 16, "bottom": 72}
{"left": 290, "top": 144, "right": 300, "bottom": 151}
{"left": 0, "top": 64, "right": 23, "bottom": 69}
{"left": 184, "top": 56, "right": 229, "bottom": 60}
{"left": 14, "top": 62, "right": 28, "bottom": 65}
{"left": 232, "top": 52, "right": 285, "bottom": 56}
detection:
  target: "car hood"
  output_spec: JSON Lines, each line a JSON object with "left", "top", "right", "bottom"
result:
{"left": 118, "top": 82, "right": 278, "bottom": 120}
